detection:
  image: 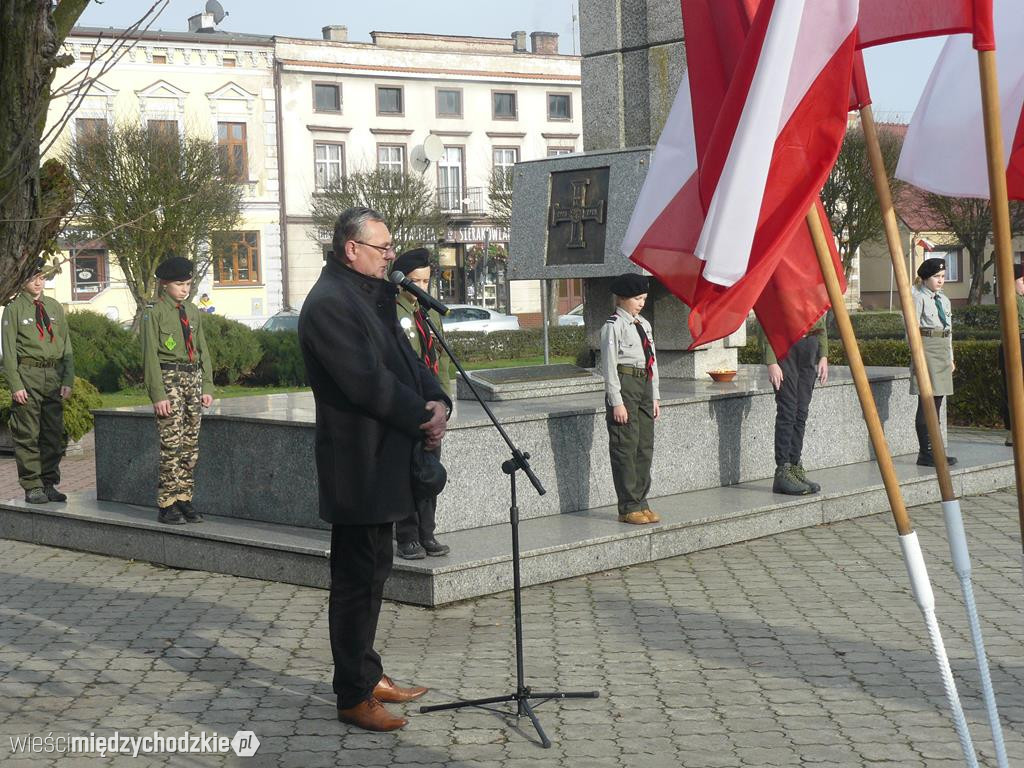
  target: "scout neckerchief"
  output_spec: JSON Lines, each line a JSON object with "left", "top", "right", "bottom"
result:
{"left": 176, "top": 303, "right": 196, "bottom": 362}
{"left": 32, "top": 298, "right": 54, "bottom": 342}
{"left": 934, "top": 294, "right": 949, "bottom": 328}
{"left": 634, "top": 320, "right": 655, "bottom": 381}
{"left": 413, "top": 307, "right": 439, "bottom": 375}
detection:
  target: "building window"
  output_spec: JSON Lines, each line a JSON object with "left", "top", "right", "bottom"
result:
{"left": 147, "top": 120, "right": 178, "bottom": 140}
{"left": 939, "top": 247, "right": 962, "bottom": 282}
{"left": 438, "top": 146, "right": 464, "bottom": 212}
{"left": 217, "top": 122, "right": 248, "bottom": 181}
{"left": 493, "top": 147, "right": 518, "bottom": 189}
{"left": 314, "top": 142, "right": 345, "bottom": 190}
{"left": 213, "top": 231, "right": 261, "bottom": 285}
{"left": 436, "top": 88, "right": 462, "bottom": 117}
{"left": 548, "top": 147, "right": 574, "bottom": 156}
{"left": 377, "top": 86, "right": 404, "bottom": 115}
{"left": 223, "top": 57, "right": 236, "bottom": 68}
{"left": 313, "top": 83, "right": 341, "bottom": 113}
{"left": 152, "top": 52, "right": 167, "bottom": 64}
{"left": 492, "top": 91, "right": 517, "bottom": 120}
{"left": 378, "top": 144, "right": 405, "bottom": 187}
{"left": 75, "top": 118, "right": 107, "bottom": 143}
{"left": 71, "top": 249, "right": 108, "bottom": 301}
{"left": 548, "top": 93, "right": 572, "bottom": 120}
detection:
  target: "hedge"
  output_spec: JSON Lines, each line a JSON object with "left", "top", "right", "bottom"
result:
{"left": 66, "top": 311, "right": 142, "bottom": 392}
{"left": 250, "top": 330, "right": 307, "bottom": 387}
{"left": 0, "top": 374, "right": 102, "bottom": 442}
{"left": 826, "top": 308, "right": 1007, "bottom": 340}
{"left": 200, "top": 313, "right": 263, "bottom": 385}
{"left": 446, "top": 327, "right": 586, "bottom": 362}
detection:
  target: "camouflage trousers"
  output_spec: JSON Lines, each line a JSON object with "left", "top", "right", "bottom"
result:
{"left": 155, "top": 368, "right": 203, "bottom": 507}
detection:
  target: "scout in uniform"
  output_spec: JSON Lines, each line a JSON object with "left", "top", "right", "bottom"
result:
{"left": 763, "top": 317, "right": 828, "bottom": 495}
{"left": 391, "top": 247, "right": 454, "bottom": 559}
{"left": 601, "top": 273, "right": 660, "bottom": 525}
{"left": 1, "top": 258, "right": 74, "bottom": 504}
{"left": 141, "top": 256, "right": 214, "bottom": 524}
{"left": 999, "top": 263, "right": 1024, "bottom": 445}
{"left": 911, "top": 256, "right": 957, "bottom": 467}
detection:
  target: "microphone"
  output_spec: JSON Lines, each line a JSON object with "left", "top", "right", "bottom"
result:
{"left": 390, "top": 270, "right": 450, "bottom": 316}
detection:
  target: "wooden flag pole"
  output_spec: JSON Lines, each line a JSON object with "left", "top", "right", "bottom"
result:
{"left": 806, "top": 209, "right": 978, "bottom": 768}
{"left": 861, "top": 103, "right": 1008, "bottom": 768}
{"left": 977, "top": 50, "right": 1024, "bottom": 572}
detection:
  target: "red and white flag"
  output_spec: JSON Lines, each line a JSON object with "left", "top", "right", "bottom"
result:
{"left": 621, "top": 0, "right": 854, "bottom": 353}
{"left": 895, "top": 0, "right": 1023, "bottom": 199}
{"left": 856, "top": 0, "right": 994, "bottom": 51}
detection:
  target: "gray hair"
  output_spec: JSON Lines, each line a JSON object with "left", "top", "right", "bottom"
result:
{"left": 332, "top": 207, "right": 385, "bottom": 260}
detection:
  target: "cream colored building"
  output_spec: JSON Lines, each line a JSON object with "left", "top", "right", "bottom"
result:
{"left": 276, "top": 27, "right": 582, "bottom": 321}
{"left": 45, "top": 24, "right": 284, "bottom": 327}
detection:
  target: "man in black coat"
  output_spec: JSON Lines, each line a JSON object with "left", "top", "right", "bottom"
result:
{"left": 299, "top": 207, "right": 450, "bottom": 732}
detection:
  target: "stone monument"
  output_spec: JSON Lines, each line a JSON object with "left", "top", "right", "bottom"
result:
{"left": 508, "top": 0, "right": 743, "bottom": 379}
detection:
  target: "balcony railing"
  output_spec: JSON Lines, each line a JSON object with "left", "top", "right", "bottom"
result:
{"left": 438, "top": 186, "right": 490, "bottom": 216}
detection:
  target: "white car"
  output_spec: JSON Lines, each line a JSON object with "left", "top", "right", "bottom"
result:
{"left": 558, "top": 303, "right": 584, "bottom": 326}
{"left": 441, "top": 304, "right": 520, "bottom": 333}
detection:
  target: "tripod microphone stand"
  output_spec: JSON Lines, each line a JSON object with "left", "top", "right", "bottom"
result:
{"left": 415, "top": 310, "right": 599, "bottom": 748}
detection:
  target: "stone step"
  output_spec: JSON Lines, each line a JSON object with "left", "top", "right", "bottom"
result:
{"left": 0, "top": 440, "right": 1012, "bottom": 606}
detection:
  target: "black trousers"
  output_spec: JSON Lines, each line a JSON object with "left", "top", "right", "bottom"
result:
{"left": 999, "top": 336, "right": 1024, "bottom": 430}
{"left": 915, "top": 395, "right": 945, "bottom": 455}
{"left": 396, "top": 446, "right": 440, "bottom": 545}
{"left": 330, "top": 522, "right": 393, "bottom": 709}
{"left": 774, "top": 335, "right": 819, "bottom": 467}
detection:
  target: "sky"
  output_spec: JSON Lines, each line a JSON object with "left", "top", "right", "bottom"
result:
{"left": 77, "top": 0, "right": 944, "bottom": 117}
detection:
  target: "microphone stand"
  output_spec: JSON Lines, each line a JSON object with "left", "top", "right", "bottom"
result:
{"left": 415, "top": 309, "right": 599, "bottom": 748}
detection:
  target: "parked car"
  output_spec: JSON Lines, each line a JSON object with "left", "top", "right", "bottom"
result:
{"left": 558, "top": 303, "right": 585, "bottom": 326}
{"left": 261, "top": 309, "right": 299, "bottom": 332}
{"left": 441, "top": 304, "right": 520, "bottom": 333}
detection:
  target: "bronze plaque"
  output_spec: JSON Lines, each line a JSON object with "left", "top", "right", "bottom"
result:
{"left": 546, "top": 167, "right": 609, "bottom": 265}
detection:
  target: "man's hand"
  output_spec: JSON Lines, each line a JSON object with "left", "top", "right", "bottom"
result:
{"left": 612, "top": 404, "right": 628, "bottom": 424}
{"left": 767, "top": 363, "right": 784, "bottom": 391}
{"left": 421, "top": 401, "right": 448, "bottom": 449}
{"left": 60, "top": 386, "right": 72, "bottom": 401}
{"left": 653, "top": 400, "right": 661, "bottom": 420}
{"left": 12, "top": 389, "right": 28, "bottom": 405}
{"left": 817, "top": 357, "right": 829, "bottom": 385}
{"left": 201, "top": 394, "right": 213, "bottom": 408}
{"left": 154, "top": 399, "right": 172, "bottom": 417}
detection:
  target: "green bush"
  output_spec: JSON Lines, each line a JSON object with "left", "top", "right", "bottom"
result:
{"left": 446, "top": 327, "right": 585, "bottom": 362}
{"left": 827, "top": 307, "right": 1005, "bottom": 341}
{"left": 251, "top": 330, "right": 307, "bottom": 386}
{"left": 200, "top": 313, "right": 262, "bottom": 385}
{"left": 0, "top": 374, "right": 102, "bottom": 442}
{"left": 66, "top": 311, "right": 143, "bottom": 391}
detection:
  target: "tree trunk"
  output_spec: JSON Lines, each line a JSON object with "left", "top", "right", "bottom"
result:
{"left": 967, "top": 246, "right": 986, "bottom": 305}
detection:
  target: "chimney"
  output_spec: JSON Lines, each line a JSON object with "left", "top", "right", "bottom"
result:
{"left": 530, "top": 31, "right": 559, "bottom": 55}
{"left": 511, "top": 30, "right": 527, "bottom": 53}
{"left": 188, "top": 12, "right": 216, "bottom": 33}
{"left": 322, "top": 25, "right": 348, "bottom": 42}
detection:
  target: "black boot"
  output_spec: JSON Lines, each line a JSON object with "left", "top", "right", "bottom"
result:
{"left": 176, "top": 500, "right": 203, "bottom": 523}
{"left": 158, "top": 504, "right": 186, "bottom": 525}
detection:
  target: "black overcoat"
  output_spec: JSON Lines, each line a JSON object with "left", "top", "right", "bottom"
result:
{"left": 298, "top": 260, "right": 450, "bottom": 525}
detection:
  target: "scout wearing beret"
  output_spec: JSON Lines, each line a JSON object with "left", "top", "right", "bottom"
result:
{"left": 762, "top": 316, "right": 828, "bottom": 496}
{"left": 1, "top": 258, "right": 74, "bottom": 504}
{"left": 999, "top": 262, "right": 1024, "bottom": 445}
{"left": 141, "top": 255, "right": 214, "bottom": 524}
{"left": 911, "top": 256, "right": 957, "bottom": 466}
{"left": 391, "top": 247, "right": 453, "bottom": 559}
{"left": 601, "top": 273, "right": 660, "bottom": 524}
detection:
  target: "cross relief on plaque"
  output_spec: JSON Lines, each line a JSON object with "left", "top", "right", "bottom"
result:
{"left": 549, "top": 179, "right": 606, "bottom": 249}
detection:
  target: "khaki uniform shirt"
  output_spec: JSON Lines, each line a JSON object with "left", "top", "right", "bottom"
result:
{"left": 1, "top": 292, "right": 74, "bottom": 391}
{"left": 600, "top": 306, "right": 660, "bottom": 406}
{"left": 761, "top": 317, "right": 829, "bottom": 365}
{"left": 396, "top": 294, "right": 455, "bottom": 398}
{"left": 914, "top": 284, "right": 953, "bottom": 332}
{"left": 140, "top": 295, "right": 214, "bottom": 402}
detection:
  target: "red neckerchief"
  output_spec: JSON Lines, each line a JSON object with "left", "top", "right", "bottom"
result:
{"left": 634, "top": 320, "right": 655, "bottom": 381}
{"left": 413, "top": 308, "right": 439, "bottom": 375}
{"left": 33, "top": 299, "right": 54, "bottom": 342}
{"left": 176, "top": 303, "right": 196, "bottom": 362}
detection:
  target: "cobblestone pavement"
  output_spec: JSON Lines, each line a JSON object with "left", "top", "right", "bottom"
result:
{"left": 1, "top": 481, "right": 1023, "bottom": 767}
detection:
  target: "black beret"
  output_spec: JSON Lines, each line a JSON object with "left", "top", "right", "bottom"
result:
{"left": 155, "top": 256, "right": 194, "bottom": 281}
{"left": 27, "top": 257, "right": 47, "bottom": 276}
{"left": 917, "top": 257, "right": 946, "bottom": 280}
{"left": 392, "top": 248, "right": 430, "bottom": 276}
{"left": 610, "top": 273, "right": 649, "bottom": 298}
{"left": 1014, "top": 263, "right": 1024, "bottom": 280}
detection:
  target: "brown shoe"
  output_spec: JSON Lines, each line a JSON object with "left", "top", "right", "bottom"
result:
{"left": 337, "top": 696, "right": 407, "bottom": 731}
{"left": 374, "top": 674, "right": 428, "bottom": 704}
{"left": 642, "top": 508, "right": 661, "bottom": 523}
{"left": 617, "top": 511, "right": 649, "bottom": 525}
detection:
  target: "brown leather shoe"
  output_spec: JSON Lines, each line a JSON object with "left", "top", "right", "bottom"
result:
{"left": 617, "top": 511, "right": 649, "bottom": 525}
{"left": 337, "top": 696, "right": 407, "bottom": 731}
{"left": 642, "top": 508, "right": 661, "bottom": 523}
{"left": 374, "top": 674, "right": 428, "bottom": 704}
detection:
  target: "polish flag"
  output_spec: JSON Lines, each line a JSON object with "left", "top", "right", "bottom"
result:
{"left": 894, "top": 0, "right": 1023, "bottom": 200}
{"left": 621, "top": 0, "right": 855, "bottom": 354}
{"left": 856, "top": 0, "right": 994, "bottom": 51}
{"left": 917, "top": 238, "right": 938, "bottom": 252}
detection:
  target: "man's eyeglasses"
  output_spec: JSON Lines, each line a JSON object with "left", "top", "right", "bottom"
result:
{"left": 355, "top": 241, "right": 396, "bottom": 255}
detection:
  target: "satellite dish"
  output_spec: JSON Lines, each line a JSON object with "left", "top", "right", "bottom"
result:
{"left": 422, "top": 134, "right": 444, "bottom": 163}
{"left": 205, "top": 0, "right": 227, "bottom": 24}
